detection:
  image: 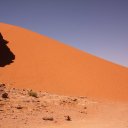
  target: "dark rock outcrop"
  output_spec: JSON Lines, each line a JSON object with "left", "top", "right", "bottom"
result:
{"left": 0, "top": 33, "right": 15, "bottom": 67}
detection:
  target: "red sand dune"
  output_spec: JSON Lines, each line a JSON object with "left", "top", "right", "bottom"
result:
{"left": 0, "top": 22, "right": 128, "bottom": 101}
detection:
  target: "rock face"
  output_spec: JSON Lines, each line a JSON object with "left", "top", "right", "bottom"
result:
{"left": 0, "top": 33, "right": 15, "bottom": 67}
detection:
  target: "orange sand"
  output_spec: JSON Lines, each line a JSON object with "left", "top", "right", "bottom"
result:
{"left": 0, "top": 22, "right": 128, "bottom": 101}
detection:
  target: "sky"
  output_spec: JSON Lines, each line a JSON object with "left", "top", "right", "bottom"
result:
{"left": 0, "top": 0, "right": 128, "bottom": 67}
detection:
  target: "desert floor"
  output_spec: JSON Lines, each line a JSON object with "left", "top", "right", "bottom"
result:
{"left": 0, "top": 84, "right": 128, "bottom": 128}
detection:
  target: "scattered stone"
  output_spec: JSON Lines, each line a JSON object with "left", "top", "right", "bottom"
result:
{"left": 2, "top": 92, "right": 9, "bottom": 99}
{"left": 0, "top": 83, "right": 6, "bottom": 88}
{"left": 72, "top": 98, "right": 77, "bottom": 102}
{"left": 16, "top": 105, "right": 23, "bottom": 109}
{"left": 80, "top": 111, "right": 87, "bottom": 114}
{"left": 65, "top": 115, "right": 71, "bottom": 121}
{"left": 42, "top": 117, "right": 54, "bottom": 121}
{"left": 84, "top": 106, "right": 87, "bottom": 109}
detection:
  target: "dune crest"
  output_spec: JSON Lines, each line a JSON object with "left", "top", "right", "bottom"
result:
{"left": 0, "top": 22, "right": 128, "bottom": 101}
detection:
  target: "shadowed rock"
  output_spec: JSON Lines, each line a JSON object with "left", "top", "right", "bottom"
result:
{"left": 0, "top": 33, "right": 15, "bottom": 67}
{"left": 2, "top": 92, "right": 9, "bottom": 99}
{"left": 42, "top": 117, "right": 54, "bottom": 121}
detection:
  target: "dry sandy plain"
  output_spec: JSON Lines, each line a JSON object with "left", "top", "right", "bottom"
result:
{"left": 0, "top": 23, "right": 128, "bottom": 128}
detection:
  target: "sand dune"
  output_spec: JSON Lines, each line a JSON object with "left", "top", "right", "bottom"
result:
{"left": 0, "top": 22, "right": 128, "bottom": 101}
{"left": 0, "top": 23, "right": 128, "bottom": 128}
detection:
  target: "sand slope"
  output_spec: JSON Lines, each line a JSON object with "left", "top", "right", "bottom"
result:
{"left": 0, "top": 22, "right": 128, "bottom": 101}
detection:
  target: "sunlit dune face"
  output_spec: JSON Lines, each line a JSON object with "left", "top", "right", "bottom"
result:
{"left": 0, "top": 22, "right": 128, "bottom": 101}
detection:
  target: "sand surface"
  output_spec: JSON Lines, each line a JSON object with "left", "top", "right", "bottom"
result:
{"left": 0, "top": 84, "right": 128, "bottom": 128}
{"left": 0, "top": 22, "right": 128, "bottom": 101}
{"left": 0, "top": 23, "right": 128, "bottom": 128}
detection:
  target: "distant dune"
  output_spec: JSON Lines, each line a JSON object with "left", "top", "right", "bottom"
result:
{"left": 0, "top": 22, "right": 128, "bottom": 101}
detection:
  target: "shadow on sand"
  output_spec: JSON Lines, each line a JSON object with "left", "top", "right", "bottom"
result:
{"left": 0, "top": 33, "right": 15, "bottom": 67}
